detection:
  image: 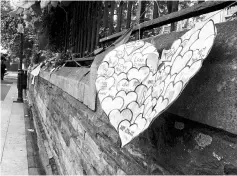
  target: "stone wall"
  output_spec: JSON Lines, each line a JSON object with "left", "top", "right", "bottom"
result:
{"left": 28, "top": 20, "right": 237, "bottom": 175}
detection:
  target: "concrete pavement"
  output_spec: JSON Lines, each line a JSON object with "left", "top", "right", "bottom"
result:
{"left": 0, "top": 71, "right": 44, "bottom": 175}
{"left": 0, "top": 78, "right": 28, "bottom": 174}
{"left": 4, "top": 71, "right": 18, "bottom": 80}
{"left": 1, "top": 83, "right": 11, "bottom": 101}
{"left": 1, "top": 71, "right": 16, "bottom": 101}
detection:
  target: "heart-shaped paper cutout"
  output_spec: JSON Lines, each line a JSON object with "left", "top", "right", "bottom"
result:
{"left": 96, "top": 20, "right": 217, "bottom": 147}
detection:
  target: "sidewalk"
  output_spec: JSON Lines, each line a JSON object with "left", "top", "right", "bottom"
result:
{"left": 4, "top": 71, "right": 18, "bottom": 81}
{"left": 0, "top": 82, "right": 28, "bottom": 174}
{"left": 0, "top": 72, "right": 44, "bottom": 175}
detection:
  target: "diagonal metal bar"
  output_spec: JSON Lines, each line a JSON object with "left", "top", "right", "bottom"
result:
{"left": 100, "top": 1, "right": 235, "bottom": 43}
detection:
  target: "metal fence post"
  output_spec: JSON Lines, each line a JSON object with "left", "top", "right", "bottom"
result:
{"left": 16, "top": 32, "right": 24, "bottom": 102}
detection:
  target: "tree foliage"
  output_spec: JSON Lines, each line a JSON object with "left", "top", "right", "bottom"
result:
{"left": 1, "top": 0, "right": 68, "bottom": 58}
{"left": 1, "top": 0, "right": 21, "bottom": 51}
{"left": 1, "top": 0, "right": 36, "bottom": 59}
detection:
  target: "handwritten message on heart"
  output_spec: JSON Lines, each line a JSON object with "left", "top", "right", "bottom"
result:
{"left": 95, "top": 20, "right": 216, "bottom": 147}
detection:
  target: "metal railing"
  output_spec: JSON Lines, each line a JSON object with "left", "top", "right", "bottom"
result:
{"left": 50, "top": 1, "right": 235, "bottom": 64}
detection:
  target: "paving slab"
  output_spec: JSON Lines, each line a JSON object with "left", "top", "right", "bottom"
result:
{"left": 0, "top": 83, "right": 16, "bottom": 161}
{"left": 0, "top": 83, "right": 28, "bottom": 175}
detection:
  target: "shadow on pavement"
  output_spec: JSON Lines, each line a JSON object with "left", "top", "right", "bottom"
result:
{"left": 1, "top": 79, "right": 13, "bottom": 101}
{"left": 1, "top": 80, "right": 13, "bottom": 84}
{"left": 1, "top": 84, "right": 11, "bottom": 101}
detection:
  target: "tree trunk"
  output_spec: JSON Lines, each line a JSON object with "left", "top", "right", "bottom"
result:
{"left": 167, "top": 1, "right": 179, "bottom": 32}
{"left": 153, "top": 1, "right": 159, "bottom": 19}
{"left": 103, "top": 2, "right": 108, "bottom": 29}
{"left": 153, "top": 1, "right": 160, "bottom": 35}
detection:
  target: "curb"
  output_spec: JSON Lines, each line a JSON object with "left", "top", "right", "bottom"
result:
{"left": 23, "top": 90, "right": 46, "bottom": 175}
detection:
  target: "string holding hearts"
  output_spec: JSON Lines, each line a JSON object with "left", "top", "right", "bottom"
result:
{"left": 95, "top": 19, "right": 217, "bottom": 147}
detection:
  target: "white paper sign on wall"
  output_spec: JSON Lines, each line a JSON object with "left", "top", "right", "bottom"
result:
{"left": 96, "top": 20, "right": 217, "bottom": 147}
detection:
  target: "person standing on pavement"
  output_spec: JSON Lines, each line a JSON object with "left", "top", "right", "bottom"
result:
{"left": 1, "top": 55, "right": 7, "bottom": 80}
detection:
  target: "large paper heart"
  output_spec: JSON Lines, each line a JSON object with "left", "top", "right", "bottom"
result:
{"left": 96, "top": 20, "right": 217, "bottom": 147}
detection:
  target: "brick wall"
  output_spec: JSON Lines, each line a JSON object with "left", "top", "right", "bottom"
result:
{"left": 28, "top": 20, "right": 237, "bottom": 175}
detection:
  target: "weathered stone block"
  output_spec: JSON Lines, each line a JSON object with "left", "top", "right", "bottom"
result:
{"left": 83, "top": 84, "right": 90, "bottom": 107}
{"left": 78, "top": 82, "right": 85, "bottom": 102}
{"left": 60, "top": 122, "right": 71, "bottom": 147}
{"left": 44, "top": 140, "right": 53, "bottom": 158}
{"left": 84, "top": 132, "right": 102, "bottom": 160}
{"left": 27, "top": 155, "right": 37, "bottom": 168}
{"left": 28, "top": 168, "right": 40, "bottom": 175}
